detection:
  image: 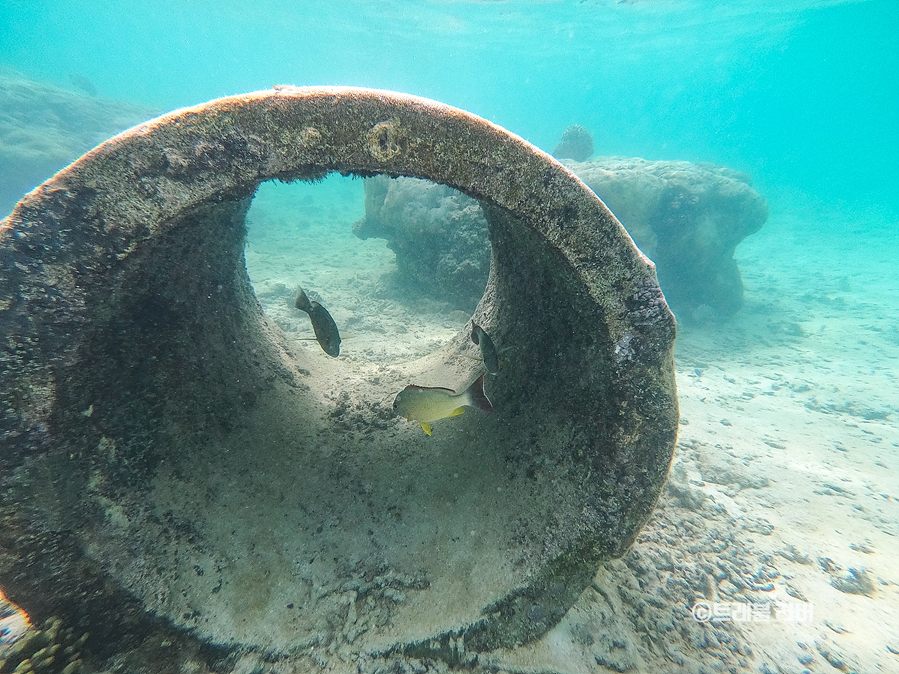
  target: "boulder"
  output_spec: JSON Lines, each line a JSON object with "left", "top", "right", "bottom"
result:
{"left": 354, "top": 175, "right": 491, "bottom": 304}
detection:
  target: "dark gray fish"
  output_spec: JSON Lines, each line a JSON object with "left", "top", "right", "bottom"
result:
{"left": 295, "top": 286, "right": 341, "bottom": 357}
{"left": 471, "top": 323, "right": 500, "bottom": 375}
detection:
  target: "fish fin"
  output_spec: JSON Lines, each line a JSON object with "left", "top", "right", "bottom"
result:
{"left": 464, "top": 374, "right": 494, "bottom": 414}
{"left": 448, "top": 407, "right": 465, "bottom": 418}
{"left": 403, "top": 384, "right": 457, "bottom": 393}
{"left": 460, "top": 353, "right": 482, "bottom": 363}
{"left": 471, "top": 323, "right": 481, "bottom": 345}
{"left": 420, "top": 421, "right": 432, "bottom": 436}
{"left": 294, "top": 286, "right": 313, "bottom": 313}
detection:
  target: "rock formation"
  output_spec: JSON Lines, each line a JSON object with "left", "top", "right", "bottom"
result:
{"left": 568, "top": 157, "right": 768, "bottom": 320}
{"left": 552, "top": 124, "right": 594, "bottom": 161}
{"left": 356, "top": 157, "right": 767, "bottom": 319}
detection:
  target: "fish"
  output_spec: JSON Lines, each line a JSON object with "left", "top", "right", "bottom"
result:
{"left": 393, "top": 374, "right": 493, "bottom": 436}
{"left": 471, "top": 323, "right": 500, "bottom": 375}
{"left": 69, "top": 73, "right": 98, "bottom": 97}
{"left": 295, "top": 286, "right": 341, "bottom": 357}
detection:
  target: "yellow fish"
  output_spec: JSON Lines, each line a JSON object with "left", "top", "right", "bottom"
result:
{"left": 393, "top": 374, "right": 493, "bottom": 435}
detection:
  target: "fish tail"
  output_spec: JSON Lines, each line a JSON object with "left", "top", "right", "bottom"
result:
{"left": 465, "top": 374, "right": 493, "bottom": 414}
{"left": 295, "top": 286, "right": 313, "bottom": 313}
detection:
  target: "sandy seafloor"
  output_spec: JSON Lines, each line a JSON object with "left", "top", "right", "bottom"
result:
{"left": 243, "top": 176, "right": 899, "bottom": 673}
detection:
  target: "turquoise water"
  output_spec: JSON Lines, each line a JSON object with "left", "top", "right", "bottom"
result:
{"left": 2, "top": 0, "right": 896, "bottom": 215}
{"left": 2, "top": 2, "right": 898, "bottom": 672}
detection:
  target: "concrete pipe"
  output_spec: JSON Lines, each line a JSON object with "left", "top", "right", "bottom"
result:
{"left": 0, "top": 87, "right": 678, "bottom": 670}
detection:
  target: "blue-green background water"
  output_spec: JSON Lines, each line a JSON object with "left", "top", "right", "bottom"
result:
{"left": 2, "top": 0, "right": 897, "bottom": 221}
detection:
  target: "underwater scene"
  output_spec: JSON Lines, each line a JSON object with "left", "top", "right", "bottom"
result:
{"left": 0, "top": 1, "right": 897, "bottom": 673}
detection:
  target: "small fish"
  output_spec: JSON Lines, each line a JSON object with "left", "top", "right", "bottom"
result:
{"left": 69, "top": 73, "right": 98, "bottom": 97}
{"left": 471, "top": 323, "right": 500, "bottom": 375}
{"left": 295, "top": 286, "right": 341, "bottom": 357}
{"left": 393, "top": 374, "right": 493, "bottom": 436}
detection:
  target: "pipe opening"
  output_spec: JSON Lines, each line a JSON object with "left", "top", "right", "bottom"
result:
{"left": 245, "top": 175, "right": 482, "bottom": 367}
